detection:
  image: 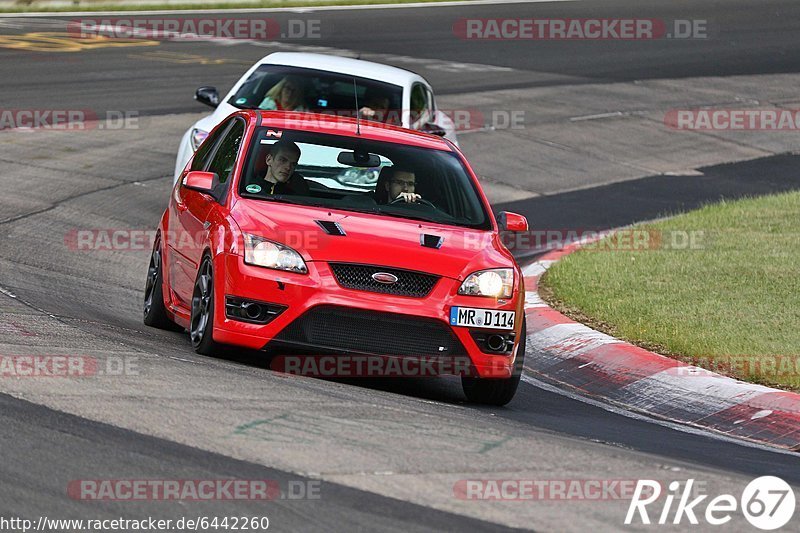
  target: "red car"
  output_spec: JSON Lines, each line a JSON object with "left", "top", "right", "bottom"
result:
{"left": 144, "top": 110, "right": 529, "bottom": 405}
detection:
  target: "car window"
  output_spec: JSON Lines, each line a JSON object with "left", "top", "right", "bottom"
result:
{"left": 206, "top": 119, "right": 245, "bottom": 184}
{"left": 190, "top": 118, "right": 233, "bottom": 172}
{"left": 410, "top": 83, "right": 433, "bottom": 128}
{"left": 238, "top": 127, "right": 490, "bottom": 230}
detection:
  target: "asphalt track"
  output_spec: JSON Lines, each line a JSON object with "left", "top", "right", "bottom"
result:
{"left": 4, "top": 0, "right": 800, "bottom": 115}
{"left": 1, "top": 1, "right": 800, "bottom": 531}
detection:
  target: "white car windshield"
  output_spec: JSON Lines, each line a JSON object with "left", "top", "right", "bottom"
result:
{"left": 228, "top": 65, "right": 404, "bottom": 126}
{"left": 238, "top": 127, "right": 491, "bottom": 230}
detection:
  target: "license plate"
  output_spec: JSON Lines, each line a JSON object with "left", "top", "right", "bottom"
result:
{"left": 449, "top": 307, "right": 515, "bottom": 330}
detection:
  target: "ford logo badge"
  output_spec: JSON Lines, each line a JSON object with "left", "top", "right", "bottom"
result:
{"left": 372, "top": 272, "right": 399, "bottom": 284}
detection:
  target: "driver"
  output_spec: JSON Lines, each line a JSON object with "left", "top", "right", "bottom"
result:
{"left": 257, "top": 140, "right": 309, "bottom": 195}
{"left": 383, "top": 167, "right": 421, "bottom": 203}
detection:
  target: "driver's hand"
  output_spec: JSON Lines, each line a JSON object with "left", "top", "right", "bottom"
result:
{"left": 396, "top": 192, "right": 421, "bottom": 203}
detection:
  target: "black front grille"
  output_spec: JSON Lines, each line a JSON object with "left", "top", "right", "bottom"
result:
{"left": 269, "top": 305, "right": 466, "bottom": 357}
{"left": 329, "top": 263, "right": 439, "bottom": 298}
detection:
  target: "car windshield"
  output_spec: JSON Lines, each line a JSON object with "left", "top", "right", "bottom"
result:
{"left": 228, "top": 65, "right": 404, "bottom": 126}
{"left": 238, "top": 128, "right": 491, "bottom": 230}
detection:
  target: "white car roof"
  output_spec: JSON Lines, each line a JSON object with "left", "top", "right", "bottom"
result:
{"left": 258, "top": 52, "right": 425, "bottom": 87}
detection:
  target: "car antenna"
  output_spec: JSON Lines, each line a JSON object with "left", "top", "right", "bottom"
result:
{"left": 353, "top": 78, "right": 361, "bottom": 136}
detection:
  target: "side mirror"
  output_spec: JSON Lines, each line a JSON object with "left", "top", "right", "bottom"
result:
{"left": 183, "top": 171, "right": 221, "bottom": 200}
{"left": 497, "top": 211, "right": 528, "bottom": 232}
{"left": 195, "top": 86, "right": 219, "bottom": 108}
{"left": 421, "top": 122, "right": 446, "bottom": 137}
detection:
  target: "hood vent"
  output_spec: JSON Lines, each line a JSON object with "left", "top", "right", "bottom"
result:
{"left": 315, "top": 220, "right": 346, "bottom": 236}
{"left": 420, "top": 234, "right": 444, "bottom": 249}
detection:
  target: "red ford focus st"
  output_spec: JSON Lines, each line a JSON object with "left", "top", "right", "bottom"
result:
{"left": 145, "top": 110, "right": 529, "bottom": 405}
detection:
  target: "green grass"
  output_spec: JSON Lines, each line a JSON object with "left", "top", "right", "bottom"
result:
{"left": 540, "top": 191, "right": 800, "bottom": 391}
{"left": 0, "top": 0, "right": 461, "bottom": 13}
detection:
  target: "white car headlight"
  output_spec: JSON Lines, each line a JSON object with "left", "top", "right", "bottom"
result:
{"left": 243, "top": 234, "right": 307, "bottom": 274}
{"left": 458, "top": 268, "right": 513, "bottom": 298}
{"left": 190, "top": 128, "right": 209, "bottom": 151}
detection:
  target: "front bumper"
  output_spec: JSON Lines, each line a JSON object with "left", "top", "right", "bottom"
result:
{"left": 212, "top": 253, "right": 523, "bottom": 378}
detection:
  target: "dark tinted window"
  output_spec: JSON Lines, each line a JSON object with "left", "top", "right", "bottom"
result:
{"left": 190, "top": 119, "right": 233, "bottom": 172}
{"left": 206, "top": 119, "right": 245, "bottom": 183}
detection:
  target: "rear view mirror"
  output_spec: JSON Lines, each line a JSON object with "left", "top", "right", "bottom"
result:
{"left": 337, "top": 150, "right": 381, "bottom": 168}
{"left": 497, "top": 211, "right": 528, "bottom": 232}
{"left": 195, "top": 86, "right": 220, "bottom": 108}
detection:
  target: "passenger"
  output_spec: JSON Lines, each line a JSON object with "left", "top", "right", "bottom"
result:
{"left": 260, "top": 140, "right": 309, "bottom": 195}
{"left": 359, "top": 90, "right": 391, "bottom": 123}
{"left": 259, "top": 75, "right": 309, "bottom": 111}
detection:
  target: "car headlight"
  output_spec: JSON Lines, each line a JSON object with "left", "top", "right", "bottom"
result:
{"left": 458, "top": 268, "right": 513, "bottom": 298}
{"left": 243, "top": 234, "right": 307, "bottom": 274}
{"left": 190, "top": 128, "right": 209, "bottom": 151}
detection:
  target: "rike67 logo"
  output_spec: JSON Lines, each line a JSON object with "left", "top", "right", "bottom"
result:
{"left": 626, "top": 477, "right": 795, "bottom": 530}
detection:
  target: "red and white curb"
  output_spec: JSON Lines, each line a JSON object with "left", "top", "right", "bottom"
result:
{"left": 522, "top": 242, "right": 800, "bottom": 452}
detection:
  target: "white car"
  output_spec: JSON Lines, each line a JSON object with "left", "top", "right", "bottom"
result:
{"left": 173, "top": 52, "right": 458, "bottom": 183}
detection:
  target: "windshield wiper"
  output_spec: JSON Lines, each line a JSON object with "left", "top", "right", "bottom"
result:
{"left": 326, "top": 205, "right": 463, "bottom": 226}
{"left": 372, "top": 209, "right": 446, "bottom": 225}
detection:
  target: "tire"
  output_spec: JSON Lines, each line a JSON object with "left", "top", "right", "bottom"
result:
{"left": 190, "top": 254, "right": 225, "bottom": 355}
{"left": 143, "top": 240, "right": 181, "bottom": 331}
{"left": 461, "top": 318, "right": 526, "bottom": 406}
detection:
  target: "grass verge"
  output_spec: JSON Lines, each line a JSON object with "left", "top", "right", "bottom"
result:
{"left": 540, "top": 190, "right": 800, "bottom": 391}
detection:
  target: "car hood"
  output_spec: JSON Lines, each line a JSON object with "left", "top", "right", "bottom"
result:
{"left": 230, "top": 200, "right": 511, "bottom": 280}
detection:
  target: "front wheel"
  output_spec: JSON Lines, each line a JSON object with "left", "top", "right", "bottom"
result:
{"left": 190, "top": 255, "right": 225, "bottom": 355}
{"left": 461, "top": 318, "right": 526, "bottom": 406}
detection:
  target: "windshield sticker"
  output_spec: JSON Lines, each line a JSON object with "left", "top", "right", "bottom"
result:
{"left": 245, "top": 184, "right": 262, "bottom": 193}
{"left": 266, "top": 129, "right": 283, "bottom": 138}
{"left": 236, "top": 98, "right": 248, "bottom": 105}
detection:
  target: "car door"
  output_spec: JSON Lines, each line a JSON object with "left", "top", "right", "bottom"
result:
{"left": 169, "top": 117, "right": 244, "bottom": 307}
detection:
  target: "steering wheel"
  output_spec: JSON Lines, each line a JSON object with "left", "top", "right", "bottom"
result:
{"left": 389, "top": 197, "right": 437, "bottom": 209}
